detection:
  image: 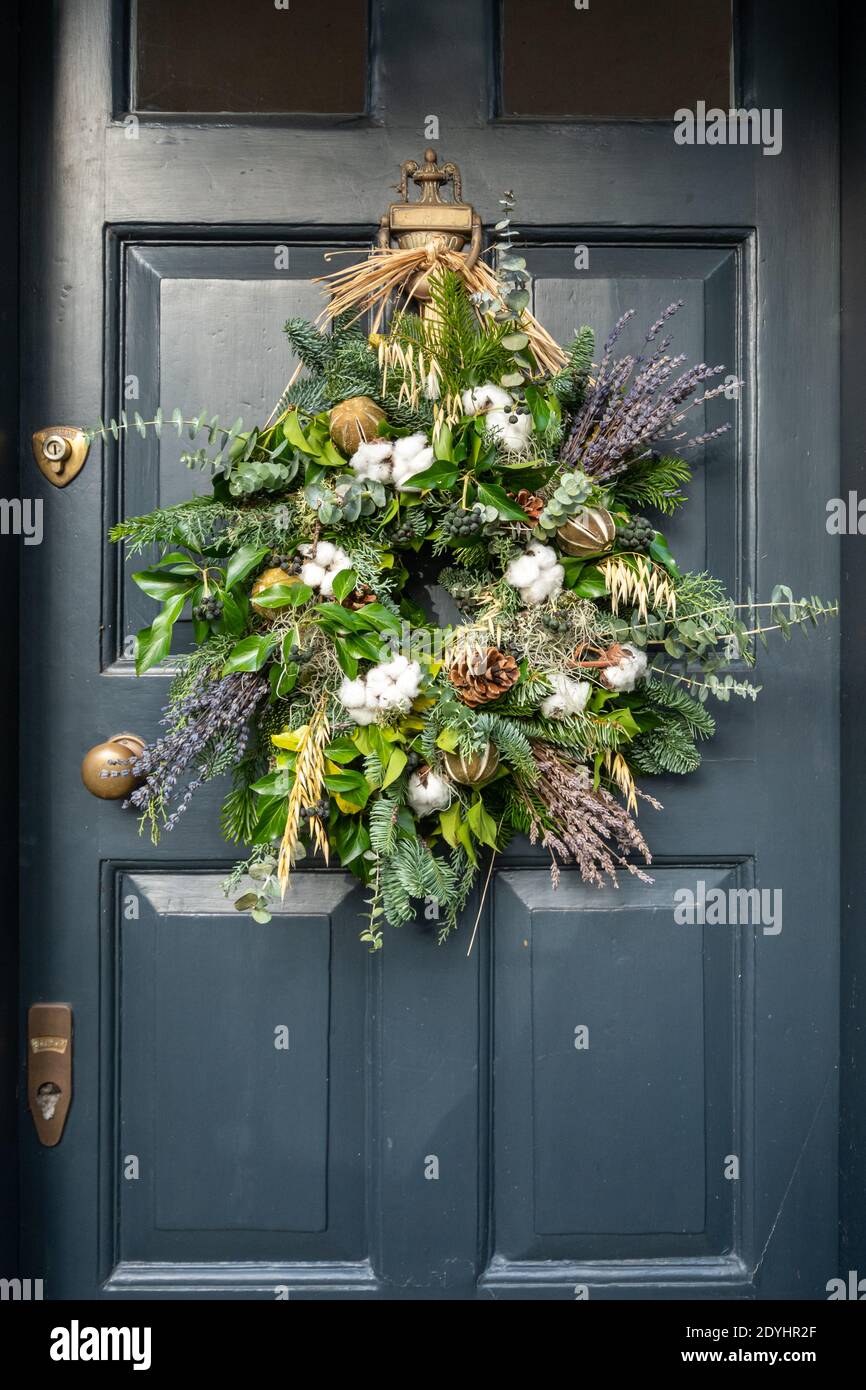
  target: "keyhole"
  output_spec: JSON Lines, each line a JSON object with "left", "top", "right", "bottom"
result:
{"left": 42, "top": 435, "right": 70, "bottom": 468}
{"left": 35, "top": 1081, "right": 62, "bottom": 1121}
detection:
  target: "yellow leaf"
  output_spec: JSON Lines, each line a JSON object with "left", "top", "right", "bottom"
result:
{"left": 335, "top": 793, "right": 364, "bottom": 814}
{"left": 272, "top": 725, "right": 308, "bottom": 751}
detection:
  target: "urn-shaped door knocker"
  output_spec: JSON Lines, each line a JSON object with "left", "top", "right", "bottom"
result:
{"left": 377, "top": 148, "right": 482, "bottom": 299}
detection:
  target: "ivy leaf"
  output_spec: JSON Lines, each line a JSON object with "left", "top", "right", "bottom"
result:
{"left": 331, "top": 568, "right": 358, "bottom": 602}
{"left": 476, "top": 481, "right": 530, "bottom": 522}
{"left": 396, "top": 459, "right": 459, "bottom": 492}
{"left": 132, "top": 568, "right": 196, "bottom": 601}
{"left": 225, "top": 544, "right": 270, "bottom": 590}
{"left": 222, "top": 633, "right": 278, "bottom": 674}
{"left": 134, "top": 590, "right": 188, "bottom": 674}
{"left": 381, "top": 747, "right": 407, "bottom": 788}
{"left": 252, "top": 583, "right": 312, "bottom": 609}
{"left": 467, "top": 798, "right": 499, "bottom": 850}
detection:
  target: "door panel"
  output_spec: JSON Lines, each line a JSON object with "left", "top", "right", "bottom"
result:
{"left": 21, "top": 0, "right": 839, "bottom": 1299}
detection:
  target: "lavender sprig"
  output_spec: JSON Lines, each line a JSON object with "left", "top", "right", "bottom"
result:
{"left": 124, "top": 672, "right": 268, "bottom": 835}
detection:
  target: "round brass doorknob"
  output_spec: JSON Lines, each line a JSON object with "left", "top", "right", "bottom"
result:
{"left": 81, "top": 732, "right": 146, "bottom": 799}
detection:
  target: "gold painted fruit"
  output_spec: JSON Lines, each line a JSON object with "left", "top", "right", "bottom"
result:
{"left": 328, "top": 396, "right": 387, "bottom": 456}
{"left": 556, "top": 506, "right": 616, "bottom": 557}
{"left": 251, "top": 567, "right": 295, "bottom": 618}
{"left": 443, "top": 743, "right": 500, "bottom": 787}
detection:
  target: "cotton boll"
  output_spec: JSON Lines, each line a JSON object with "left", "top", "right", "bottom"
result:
{"left": 542, "top": 674, "right": 592, "bottom": 719}
{"left": 377, "top": 686, "right": 412, "bottom": 713}
{"left": 393, "top": 433, "right": 429, "bottom": 464}
{"left": 524, "top": 576, "right": 556, "bottom": 605}
{"left": 386, "top": 655, "right": 409, "bottom": 675}
{"left": 406, "top": 769, "right": 452, "bottom": 816}
{"left": 395, "top": 668, "right": 421, "bottom": 699}
{"left": 315, "top": 541, "right": 336, "bottom": 567}
{"left": 329, "top": 552, "right": 353, "bottom": 575}
{"left": 339, "top": 678, "right": 367, "bottom": 710}
{"left": 365, "top": 667, "right": 390, "bottom": 698}
{"left": 528, "top": 542, "right": 558, "bottom": 571}
{"left": 351, "top": 707, "right": 377, "bottom": 726}
{"left": 602, "top": 644, "right": 648, "bottom": 693}
{"left": 350, "top": 440, "right": 392, "bottom": 472}
{"left": 319, "top": 571, "right": 335, "bottom": 598}
{"left": 462, "top": 384, "right": 513, "bottom": 416}
{"left": 300, "top": 561, "right": 326, "bottom": 589}
{"left": 487, "top": 408, "right": 534, "bottom": 454}
{"left": 541, "top": 692, "right": 569, "bottom": 719}
{"left": 505, "top": 554, "right": 540, "bottom": 590}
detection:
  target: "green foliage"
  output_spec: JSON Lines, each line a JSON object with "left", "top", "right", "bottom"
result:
{"left": 390, "top": 269, "right": 511, "bottom": 398}
{"left": 535, "top": 469, "right": 594, "bottom": 537}
{"left": 550, "top": 326, "right": 595, "bottom": 412}
{"left": 611, "top": 453, "right": 692, "bottom": 516}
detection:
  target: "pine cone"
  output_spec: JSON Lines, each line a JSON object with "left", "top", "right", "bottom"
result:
{"left": 513, "top": 489, "right": 545, "bottom": 522}
{"left": 447, "top": 647, "right": 519, "bottom": 707}
{"left": 341, "top": 582, "right": 376, "bottom": 611}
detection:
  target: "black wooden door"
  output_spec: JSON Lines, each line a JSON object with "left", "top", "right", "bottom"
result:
{"left": 20, "top": 0, "right": 839, "bottom": 1299}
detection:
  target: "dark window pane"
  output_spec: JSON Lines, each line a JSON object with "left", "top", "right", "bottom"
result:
{"left": 500, "top": 0, "right": 731, "bottom": 119}
{"left": 135, "top": 0, "right": 368, "bottom": 114}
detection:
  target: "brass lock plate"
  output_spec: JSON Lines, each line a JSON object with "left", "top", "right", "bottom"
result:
{"left": 31, "top": 426, "right": 89, "bottom": 487}
{"left": 28, "top": 1003, "right": 73, "bottom": 1146}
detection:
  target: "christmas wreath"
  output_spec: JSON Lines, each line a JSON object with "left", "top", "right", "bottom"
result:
{"left": 93, "top": 191, "right": 836, "bottom": 949}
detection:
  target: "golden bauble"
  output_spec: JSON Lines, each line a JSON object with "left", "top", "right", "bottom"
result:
{"left": 251, "top": 567, "right": 295, "bottom": 618}
{"left": 328, "top": 396, "right": 387, "bottom": 456}
{"left": 556, "top": 506, "right": 616, "bottom": 557}
{"left": 443, "top": 743, "right": 500, "bottom": 787}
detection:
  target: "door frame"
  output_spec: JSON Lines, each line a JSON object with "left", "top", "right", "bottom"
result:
{"left": 3, "top": 0, "right": 864, "bottom": 1292}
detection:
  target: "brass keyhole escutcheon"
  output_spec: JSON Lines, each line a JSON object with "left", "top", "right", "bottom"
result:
{"left": 28, "top": 1004, "right": 73, "bottom": 1146}
{"left": 31, "top": 426, "right": 89, "bottom": 487}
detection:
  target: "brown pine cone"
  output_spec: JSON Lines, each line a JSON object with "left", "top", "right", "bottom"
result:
{"left": 341, "top": 583, "right": 376, "bottom": 610}
{"left": 447, "top": 646, "right": 519, "bottom": 707}
{"left": 513, "top": 489, "right": 545, "bottom": 522}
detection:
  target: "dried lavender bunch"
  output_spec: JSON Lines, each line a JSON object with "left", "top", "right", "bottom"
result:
{"left": 124, "top": 672, "right": 269, "bottom": 838}
{"left": 520, "top": 740, "right": 657, "bottom": 888}
{"left": 561, "top": 302, "right": 730, "bottom": 481}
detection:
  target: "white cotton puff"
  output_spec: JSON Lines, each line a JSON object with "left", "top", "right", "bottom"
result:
{"left": 505, "top": 554, "right": 540, "bottom": 590}
{"left": 319, "top": 571, "right": 335, "bottom": 598}
{"left": 350, "top": 707, "right": 377, "bottom": 726}
{"left": 393, "top": 445, "right": 434, "bottom": 492}
{"left": 461, "top": 383, "right": 513, "bottom": 416}
{"left": 506, "top": 546, "right": 564, "bottom": 605}
{"left": 602, "top": 643, "right": 648, "bottom": 693}
{"left": 330, "top": 550, "right": 352, "bottom": 574}
{"left": 339, "top": 658, "right": 423, "bottom": 723}
{"left": 350, "top": 440, "right": 392, "bottom": 469}
{"left": 315, "top": 541, "right": 336, "bottom": 567}
{"left": 392, "top": 433, "right": 429, "bottom": 464}
{"left": 528, "top": 542, "right": 558, "bottom": 570}
{"left": 541, "top": 674, "right": 592, "bottom": 720}
{"left": 486, "top": 408, "right": 534, "bottom": 454}
{"left": 406, "top": 769, "right": 452, "bottom": 816}
{"left": 377, "top": 686, "right": 412, "bottom": 713}
{"left": 524, "top": 572, "right": 563, "bottom": 605}
{"left": 300, "top": 561, "right": 326, "bottom": 589}
{"left": 339, "top": 678, "right": 367, "bottom": 710}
